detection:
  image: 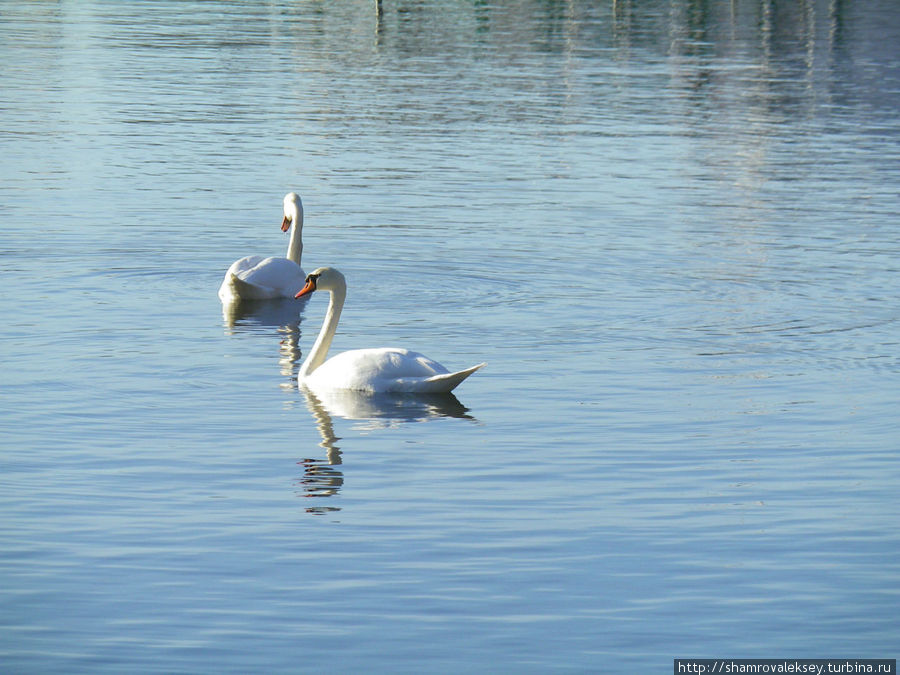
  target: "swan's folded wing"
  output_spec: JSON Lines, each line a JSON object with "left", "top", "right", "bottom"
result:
{"left": 237, "top": 257, "right": 304, "bottom": 295}
{"left": 220, "top": 256, "right": 305, "bottom": 301}
{"left": 228, "top": 255, "right": 268, "bottom": 274}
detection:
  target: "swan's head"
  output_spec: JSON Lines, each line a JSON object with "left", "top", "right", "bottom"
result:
{"left": 281, "top": 192, "right": 303, "bottom": 233}
{"left": 295, "top": 266, "right": 345, "bottom": 299}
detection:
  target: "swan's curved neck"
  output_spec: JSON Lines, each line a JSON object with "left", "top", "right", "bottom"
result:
{"left": 299, "top": 280, "right": 345, "bottom": 379}
{"left": 286, "top": 202, "right": 304, "bottom": 266}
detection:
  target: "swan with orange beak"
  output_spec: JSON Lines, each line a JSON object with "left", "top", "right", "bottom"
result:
{"left": 295, "top": 267, "right": 485, "bottom": 393}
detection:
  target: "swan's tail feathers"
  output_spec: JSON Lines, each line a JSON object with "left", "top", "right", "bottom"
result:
{"left": 225, "top": 272, "right": 275, "bottom": 301}
{"left": 417, "top": 362, "right": 486, "bottom": 393}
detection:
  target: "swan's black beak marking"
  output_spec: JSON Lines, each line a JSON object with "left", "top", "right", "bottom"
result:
{"left": 295, "top": 274, "right": 318, "bottom": 299}
{"left": 281, "top": 214, "right": 292, "bottom": 233}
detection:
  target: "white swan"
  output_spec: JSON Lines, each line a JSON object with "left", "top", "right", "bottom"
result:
{"left": 218, "top": 192, "right": 306, "bottom": 302}
{"left": 295, "top": 267, "right": 485, "bottom": 393}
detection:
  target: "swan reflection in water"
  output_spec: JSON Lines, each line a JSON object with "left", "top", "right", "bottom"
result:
{"left": 221, "top": 297, "right": 480, "bottom": 514}
{"left": 297, "top": 387, "right": 479, "bottom": 514}
{"left": 304, "top": 387, "right": 477, "bottom": 428}
{"left": 221, "top": 297, "right": 307, "bottom": 381}
{"left": 222, "top": 296, "right": 307, "bottom": 331}
{"left": 296, "top": 388, "right": 345, "bottom": 514}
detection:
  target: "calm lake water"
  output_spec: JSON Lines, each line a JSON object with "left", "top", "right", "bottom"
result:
{"left": 2, "top": 1, "right": 898, "bottom": 672}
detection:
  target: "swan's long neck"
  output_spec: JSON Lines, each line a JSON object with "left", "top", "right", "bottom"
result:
{"left": 286, "top": 202, "right": 304, "bottom": 266}
{"left": 299, "top": 279, "right": 345, "bottom": 379}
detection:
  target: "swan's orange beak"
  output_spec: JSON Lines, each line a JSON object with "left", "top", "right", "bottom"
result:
{"left": 295, "top": 277, "right": 316, "bottom": 299}
{"left": 281, "top": 215, "right": 291, "bottom": 233}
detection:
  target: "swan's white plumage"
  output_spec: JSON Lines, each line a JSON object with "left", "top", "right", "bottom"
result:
{"left": 296, "top": 267, "right": 485, "bottom": 394}
{"left": 218, "top": 193, "right": 306, "bottom": 302}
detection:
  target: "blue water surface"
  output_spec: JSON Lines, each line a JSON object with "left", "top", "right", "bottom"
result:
{"left": 1, "top": 1, "right": 898, "bottom": 672}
